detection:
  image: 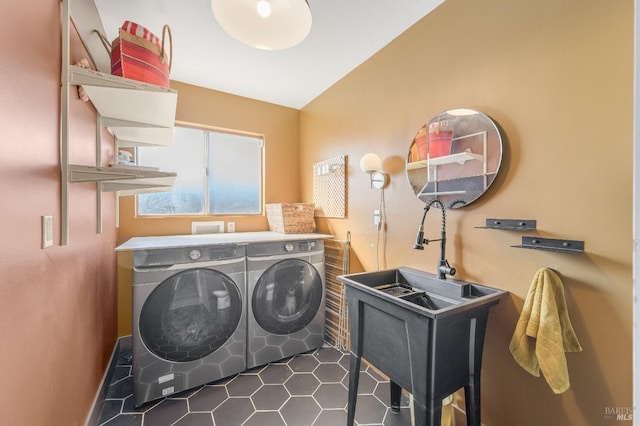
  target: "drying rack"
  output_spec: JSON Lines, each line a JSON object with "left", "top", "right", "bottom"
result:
{"left": 324, "top": 235, "right": 351, "bottom": 350}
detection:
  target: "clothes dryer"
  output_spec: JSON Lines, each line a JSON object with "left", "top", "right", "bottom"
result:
{"left": 246, "top": 240, "right": 325, "bottom": 368}
{"left": 132, "top": 244, "right": 245, "bottom": 407}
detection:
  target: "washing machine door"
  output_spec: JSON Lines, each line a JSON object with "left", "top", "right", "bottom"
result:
{"left": 139, "top": 268, "right": 242, "bottom": 362}
{"left": 252, "top": 259, "right": 322, "bottom": 335}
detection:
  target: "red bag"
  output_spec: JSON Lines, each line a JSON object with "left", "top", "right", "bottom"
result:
{"left": 106, "top": 21, "right": 172, "bottom": 87}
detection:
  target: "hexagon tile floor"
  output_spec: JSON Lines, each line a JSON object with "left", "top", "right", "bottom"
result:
{"left": 98, "top": 342, "right": 412, "bottom": 426}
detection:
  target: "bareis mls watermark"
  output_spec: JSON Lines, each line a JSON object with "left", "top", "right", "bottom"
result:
{"left": 604, "top": 406, "right": 633, "bottom": 421}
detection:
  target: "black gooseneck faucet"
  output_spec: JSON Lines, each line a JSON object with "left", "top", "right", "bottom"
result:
{"left": 413, "top": 197, "right": 456, "bottom": 279}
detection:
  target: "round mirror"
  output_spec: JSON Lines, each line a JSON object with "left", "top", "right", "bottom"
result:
{"left": 406, "top": 108, "right": 503, "bottom": 208}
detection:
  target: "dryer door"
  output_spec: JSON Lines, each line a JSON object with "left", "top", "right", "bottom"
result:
{"left": 139, "top": 268, "right": 242, "bottom": 362}
{"left": 252, "top": 259, "right": 322, "bottom": 334}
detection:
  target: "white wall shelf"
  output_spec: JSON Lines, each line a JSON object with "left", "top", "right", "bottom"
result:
{"left": 69, "top": 65, "right": 177, "bottom": 148}
{"left": 68, "top": 164, "right": 176, "bottom": 185}
{"left": 407, "top": 150, "right": 484, "bottom": 170}
{"left": 60, "top": 0, "right": 178, "bottom": 245}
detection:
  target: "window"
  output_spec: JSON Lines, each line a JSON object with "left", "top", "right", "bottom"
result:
{"left": 136, "top": 125, "right": 263, "bottom": 216}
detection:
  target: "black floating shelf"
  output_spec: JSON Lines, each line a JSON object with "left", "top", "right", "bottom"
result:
{"left": 476, "top": 218, "right": 537, "bottom": 231}
{"left": 512, "top": 236, "right": 584, "bottom": 253}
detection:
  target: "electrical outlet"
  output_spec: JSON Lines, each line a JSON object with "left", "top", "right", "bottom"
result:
{"left": 227, "top": 222, "right": 236, "bottom": 233}
{"left": 373, "top": 210, "right": 381, "bottom": 226}
{"left": 42, "top": 215, "right": 53, "bottom": 248}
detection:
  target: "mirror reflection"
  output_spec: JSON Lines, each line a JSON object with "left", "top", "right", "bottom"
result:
{"left": 406, "top": 109, "right": 503, "bottom": 208}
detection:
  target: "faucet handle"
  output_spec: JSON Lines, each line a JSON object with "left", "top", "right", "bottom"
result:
{"left": 413, "top": 229, "right": 425, "bottom": 250}
{"left": 439, "top": 259, "right": 456, "bottom": 278}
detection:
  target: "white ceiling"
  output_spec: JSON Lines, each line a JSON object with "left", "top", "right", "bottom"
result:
{"left": 94, "top": 0, "right": 444, "bottom": 110}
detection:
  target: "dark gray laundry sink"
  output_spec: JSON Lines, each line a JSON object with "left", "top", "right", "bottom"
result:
{"left": 338, "top": 267, "right": 507, "bottom": 426}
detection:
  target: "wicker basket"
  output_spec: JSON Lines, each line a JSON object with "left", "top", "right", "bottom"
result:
{"left": 266, "top": 203, "right": 315, "bottom": 234}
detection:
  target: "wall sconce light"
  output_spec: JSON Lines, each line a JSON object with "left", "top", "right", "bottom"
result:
{"left": 359, "top": 153, "right": 389, "bottom": 189}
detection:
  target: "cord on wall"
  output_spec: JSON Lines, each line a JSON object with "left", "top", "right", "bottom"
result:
{"left": 369, "top": 188, "right": 388, "bottom": 271}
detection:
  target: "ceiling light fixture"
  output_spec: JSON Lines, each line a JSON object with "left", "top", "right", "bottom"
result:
{"left": 211, "top": 0, "right": 312, "bottom": 51}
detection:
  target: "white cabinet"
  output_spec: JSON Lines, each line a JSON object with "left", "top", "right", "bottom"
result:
{"left": 61, "top": 0, "right": 178, "bottom": 244}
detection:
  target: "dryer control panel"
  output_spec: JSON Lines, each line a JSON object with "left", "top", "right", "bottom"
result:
{"left": 247, "top": 240, "right": 323, "bottom": 257}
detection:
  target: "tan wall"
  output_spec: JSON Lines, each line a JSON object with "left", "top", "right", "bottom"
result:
{"left": 0, "top": 1, "right": 118, "bottom": 424}
{"left": 116, "top": 83, "right": 301, "bottom": 335}
{"left": 301, "top": 0, "right": 632, "bottom": 424}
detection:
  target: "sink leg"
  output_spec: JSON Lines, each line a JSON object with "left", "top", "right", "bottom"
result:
{"left": 390, "top": 381, "right": 402, "bottom": 412}
{"left": 464, "top": 380, "right": 481, "bottom": 426}
{"left": 465, "top": 313, "right": 487, "bottom": 426}
{"left": 346, "top": 354, "right": 361, "bottom": 426}
{"left": 413, "top": 399, "right": 442, "bottom": 426}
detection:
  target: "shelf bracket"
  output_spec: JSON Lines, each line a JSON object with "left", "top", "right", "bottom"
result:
{"left": 60, "top": 0, "right": 71, "bottom": 245}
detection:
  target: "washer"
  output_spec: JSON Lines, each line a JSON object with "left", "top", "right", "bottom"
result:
{"left": 132, "top": 244, "right": 245, "bottom": 407}
{"left": 246, "top": 240, "right": 325, "bottom": 369}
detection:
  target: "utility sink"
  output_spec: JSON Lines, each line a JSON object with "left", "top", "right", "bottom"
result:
{"left": 339, "top": 267, "right": 506, "bottom": 318}
{"left": 338, "top": 267, "right": 507, "bottom": 426}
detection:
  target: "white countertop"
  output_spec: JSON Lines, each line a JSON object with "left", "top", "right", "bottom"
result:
{"left": 115, "top": 231, "right": 334, "bottom": 251}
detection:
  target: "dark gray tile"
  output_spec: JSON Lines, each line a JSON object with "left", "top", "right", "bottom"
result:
{"left": 354, "top": 394, "right": 387, "bottom": 425}
{"left": 110, "top": 366, "right": 131, "bottom": 384}
{"left": 313, "top": 363, "right": 347, "bottom": 383}
{"left": 313, "top": 383, "right": 348, "bottom": 409}
{"left": 259, "top": 363, "right": 293, "bottom": 384}
{"left": 121, "top": 395, "right": 162, "bottom": 413}
{"left": 117, "top": 348, "right": 133, "bottom": 366}
{"left": 208, "top": 375, "right": 234, "bottom": 386}
{"left": 244, "top": 411, "right": 286, "bottom": 426}
{"left": 226, "top": 374, "right": 262, "bottom": 397}
{"left": 211, "top": 397, "right": 254, "bottom": 426}
{"left": 280, "top": 396, "right": 321, "bottom": 426}
{"left": 98, "top": 399, "right": 123, "bottom": 424}
{"left": 383, "top": 407, "right": 412, "bottom": 426}
{"left": 365, "top": 366, "right": 387, "bottom": 382}
{"left": 98, "top": 339, "right": 411, "bottom": 426}
{"left": 338, "top": 354, "right": 350, "bottom": 370}
{"left": 144, "top": 399, "right": 189, "bottom": 426}
{"left": 172, "top": 412, "right": 214, "bottom": 426}
{"left": 314, "top": 347, "right": 344, "bottom": 363}
{"left": 101, "top": 413, "right": 142, "bottom": 426}
{"left": 373, "top": 383, "right": 410, "bottom": 408}
{"left": 313, "top": 408, "right": 348, "bottom": 426}
{"left": 106, "top": 376, "right": 134, "bottom": 399}
{"left": 188, "top": 385, "right": 228, "bottom": 412}
{"left": 287, "top": 354, "right": 319, "bottom": 372}
{"left": 251, "top": 384, "right": 289, "bottom": 410}
{"left": 342, "top": 370, "right": 379, "bottom": 394}
{"left": 284, "top": 373, "right": 320, "bottom": 395}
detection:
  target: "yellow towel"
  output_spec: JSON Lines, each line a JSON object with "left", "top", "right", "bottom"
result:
{"left": 509, "top": 268, "right": 582, "bottom": 394}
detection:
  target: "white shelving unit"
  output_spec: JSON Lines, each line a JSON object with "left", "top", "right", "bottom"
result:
{"left": 408, "top": 131, "right": 488, "bottom": 198}
{"left": 60, "top": 0, "right": 177, "bottom": 245}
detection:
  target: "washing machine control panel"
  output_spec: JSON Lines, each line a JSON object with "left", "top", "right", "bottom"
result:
{"left": 189, "top": 249, "right": 202, "bottom": 260}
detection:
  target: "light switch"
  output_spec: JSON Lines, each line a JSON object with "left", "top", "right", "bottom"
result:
{"left": 42, "top": 215, "right": 53, "bottom": 248}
